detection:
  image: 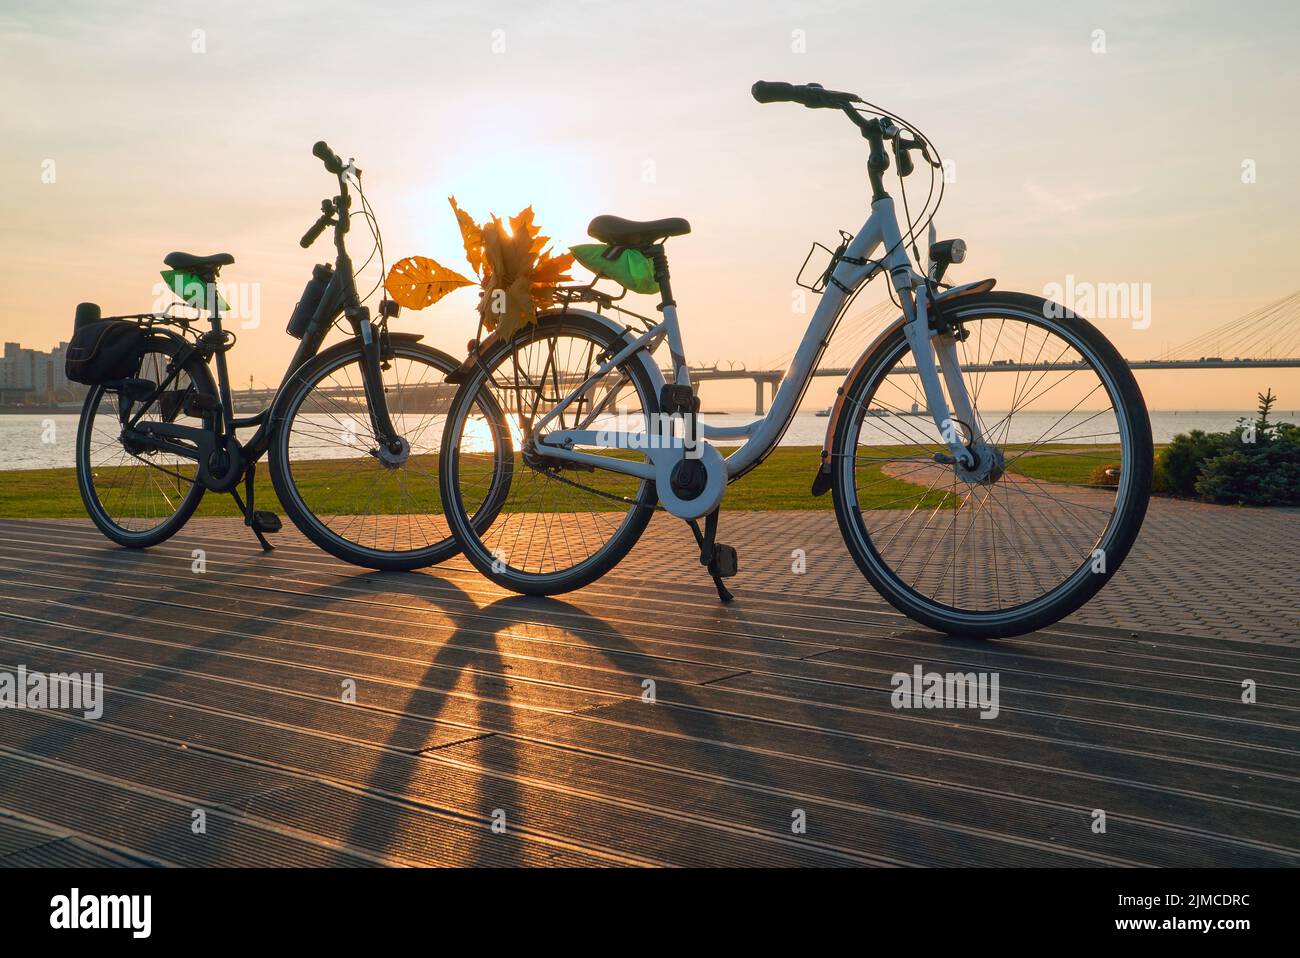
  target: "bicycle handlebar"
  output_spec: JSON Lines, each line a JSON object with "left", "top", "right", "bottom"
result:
{"left": 751, "top": 80, "right": 860, "bottom": 109}
{"left": 300, "top": 211, "right": 333, "bottom": 249}
{"left": 301, "top": 142, "right": 351, "bottom": 249}
{"left": 313, "top": 140, "right": 344, "bottom": 175}
{"left": 753, "top": 81, "right": 903, "bottom": 200}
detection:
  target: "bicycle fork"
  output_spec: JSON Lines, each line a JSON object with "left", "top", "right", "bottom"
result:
{"left": 353, "top": 314, "right": 408, "bottom": 467}
{"left": 901, "top": 288, "right": 999, "bottom": 481}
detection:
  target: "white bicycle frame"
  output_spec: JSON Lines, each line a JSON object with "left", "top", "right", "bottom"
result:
{"left": 536, "top": 194, "right": 985, "bottom": 512}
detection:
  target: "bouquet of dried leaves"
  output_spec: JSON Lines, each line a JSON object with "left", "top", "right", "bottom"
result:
{"left": 384, "top": 197, "right": 574, "bottom": 340}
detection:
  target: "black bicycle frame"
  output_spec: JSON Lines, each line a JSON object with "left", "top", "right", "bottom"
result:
{"left": 122, "top": 171, "right": 404, "bottom": 489}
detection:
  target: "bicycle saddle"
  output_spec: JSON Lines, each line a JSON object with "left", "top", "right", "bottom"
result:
{"left": 588, "top": 215, "right": 691, "bottom": 246}
{"left": 164, "top": 251, "right": 235, "bottom": 272}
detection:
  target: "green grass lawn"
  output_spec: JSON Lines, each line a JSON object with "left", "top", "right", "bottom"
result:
{"left": 1005, "top": 443, "right": 1125, "bottom": 486}
{"left": 0, "top": 443, "right": 1134, "bottom": 519}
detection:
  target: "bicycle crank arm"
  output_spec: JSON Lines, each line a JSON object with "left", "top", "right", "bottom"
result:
{"left": 539, "top": 429, "right": 726, "bottom": 519}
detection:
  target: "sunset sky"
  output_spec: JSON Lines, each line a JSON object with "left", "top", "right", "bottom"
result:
{"left": 2, "top": 0, "right": 1297, "bottom": 410}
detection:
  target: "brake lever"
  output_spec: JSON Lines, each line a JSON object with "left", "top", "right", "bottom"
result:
{"left": 896, "top": 134, "right": 941, "bottom": 168}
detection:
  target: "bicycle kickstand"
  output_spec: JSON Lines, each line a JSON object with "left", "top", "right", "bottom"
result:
{"left": 687, "top": 508, "right": 738, "bottom": 604}
{"left": 230, "top": 461, "right": 282, "bottom": 552}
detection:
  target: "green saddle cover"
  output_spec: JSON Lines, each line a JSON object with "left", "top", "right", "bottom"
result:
{"left": 160, "top": 269, "right": 229, "bottom": 312}
{"left": 570, "top": 244, "right": 659, "bottom": 294}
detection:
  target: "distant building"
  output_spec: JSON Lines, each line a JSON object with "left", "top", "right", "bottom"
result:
{"left": 1, "top": 341, "right": 81, "bottom": 405}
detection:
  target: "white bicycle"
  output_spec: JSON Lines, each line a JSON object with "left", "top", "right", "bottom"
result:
{"left": 439, "top": 81, "right": 1153, "bottom": 638}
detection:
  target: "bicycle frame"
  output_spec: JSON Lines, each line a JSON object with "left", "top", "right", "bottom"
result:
{"left": 125, "top": 271, "right": 352, "bottom": 484}
{"left": 123, "top": 164, "right": 408, "bottom": 490}
{"left": 536, "top": 194, "right": 984, "bottom": 490}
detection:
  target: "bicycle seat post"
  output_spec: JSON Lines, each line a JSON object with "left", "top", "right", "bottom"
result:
{"left": 648, "top": 243, "right": 697, "bottom": 437}
{"left": 201, "top": 271, "right": 236, "bottom": 431}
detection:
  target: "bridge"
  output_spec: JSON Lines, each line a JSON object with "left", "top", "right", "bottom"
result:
{"left": 699, "top": 289, "right": 1300, "bottom": 413}
{"left": 226, "top": 290, "right": 1300, "bottom": 416}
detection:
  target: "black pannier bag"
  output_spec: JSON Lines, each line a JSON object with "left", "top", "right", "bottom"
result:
{"left": 65, "top": 319, "right": 148, "bottom": 386}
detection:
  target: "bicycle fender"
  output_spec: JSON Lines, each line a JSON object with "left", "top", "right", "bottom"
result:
{"left": 812, "top": 278, "right": 998, "bottom": 495}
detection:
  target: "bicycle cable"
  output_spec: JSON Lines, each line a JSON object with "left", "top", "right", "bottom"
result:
{"left": 849, "top": 101, "right": 945, "bottom": 279}
{"left": 331, "top": 172, "right": 387, "bottom": 334}
{"left": 355, "top": 174, "right": 387, "bottom": 305}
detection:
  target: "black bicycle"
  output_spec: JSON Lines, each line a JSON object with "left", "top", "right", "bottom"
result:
{"left": 70, "top": 141, "right": 509, "bottom": 569}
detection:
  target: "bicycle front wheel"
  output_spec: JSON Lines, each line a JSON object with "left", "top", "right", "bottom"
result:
{"left": 830, "top": 291, "right": 1152, "bottom": 638}
{"left": 269, "top": 339, "right": 500, "bottom": 570}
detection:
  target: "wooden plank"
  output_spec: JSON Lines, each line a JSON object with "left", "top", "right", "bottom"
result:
{"left": 0, "top": 518, "right": 1296, "bottom": 868}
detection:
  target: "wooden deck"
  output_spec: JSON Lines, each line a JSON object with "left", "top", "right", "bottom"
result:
{"left": 0, "top": 516, "right": 1296, "bottom": 867}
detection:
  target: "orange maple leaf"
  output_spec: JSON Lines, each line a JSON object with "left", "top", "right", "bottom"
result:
{"left": 448, "top": 196, "right": 483, "bottom": 278}
{"left": 383, "top": 256, "right": 473, "bottom": 310}
{"left": 446, "top": 199, "right": 574, "bottom": 337}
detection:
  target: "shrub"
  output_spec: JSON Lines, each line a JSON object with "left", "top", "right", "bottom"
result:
{"left": 1154, "top": 429, "right": 1237, "bottom": 496}
{"left": 1154, "top": 390, "right": 1300, "bottom": 506}
{"left": 1193, "top": 423, "right": 1300, "bottom": 506}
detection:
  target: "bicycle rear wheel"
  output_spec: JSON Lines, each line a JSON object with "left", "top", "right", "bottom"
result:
{"left": 440, "top": 313, "right": 660, "bottom": 595}
{"left": 76, "top": 335, "right": 215, "bottom": 547}
{"left": 830, "top": 291, "right": 1152, "bottom": 638}
{"left": 268, "top": 339, "right": 504, "bottom": 570}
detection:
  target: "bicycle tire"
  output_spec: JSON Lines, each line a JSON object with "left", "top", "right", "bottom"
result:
{"left": 440, "top": 313, "right": 661, "bottom": 595}
{"left": 830, "top": 291, "right": 1153, "bottom": 638}
{"left": 76, "top": 334, "right": 215, "bottom": 548}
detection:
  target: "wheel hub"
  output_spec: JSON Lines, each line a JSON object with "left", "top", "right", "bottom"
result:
{"left": 375, "top": 436, "right": 410, "bottom": 469}
{"left": 121, "top": 429, "right": 153, "bottom": 457}
{"left": 954, "top": 443, "right": 1005, "bottom": 485}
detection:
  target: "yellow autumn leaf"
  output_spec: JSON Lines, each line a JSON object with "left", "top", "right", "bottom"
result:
{"left": 448, "top": 196, "right": 483, "bottom": 277}
{"left": 383, "top": 256, "right": 473, "bottom": 310}
{"left": 531, "top": 251, "right": 575, "bottom": 287}
{"left": 446, "top": 200, "right": 575, "bottom": 334}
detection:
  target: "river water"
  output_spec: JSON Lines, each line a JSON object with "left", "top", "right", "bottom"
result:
{"left": 1, "top": 410, "right": 1285, "bottom": 472}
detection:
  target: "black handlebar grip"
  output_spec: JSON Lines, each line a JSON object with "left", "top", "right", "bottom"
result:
{"left": 312, "top": 140, "right": 344, "bottom": 175}
{"left": 300, "top": 214, "right": 331, "bottom": 249}
{"left": 752, "top": 81, "right": 796, "bottom": 103}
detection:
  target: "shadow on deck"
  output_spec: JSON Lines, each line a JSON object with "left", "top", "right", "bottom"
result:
{"left": 0, "top": 517, "right": 1295, "bottom": 867}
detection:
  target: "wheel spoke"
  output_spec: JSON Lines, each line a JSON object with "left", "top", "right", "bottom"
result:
{"left": 840, "top": 306, "right": 1141, "bottom": 624}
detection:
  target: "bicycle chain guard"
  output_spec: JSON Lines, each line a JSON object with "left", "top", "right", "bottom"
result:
{"left": 651, "top": 442, "right": 726, "bottom": 520}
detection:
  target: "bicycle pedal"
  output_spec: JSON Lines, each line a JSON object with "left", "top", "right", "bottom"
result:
{"left": 250, "top": 510, "right": 282, "bottom": 533}
{"left": 708, "top": 543, "right": 738, "bottom": 578}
